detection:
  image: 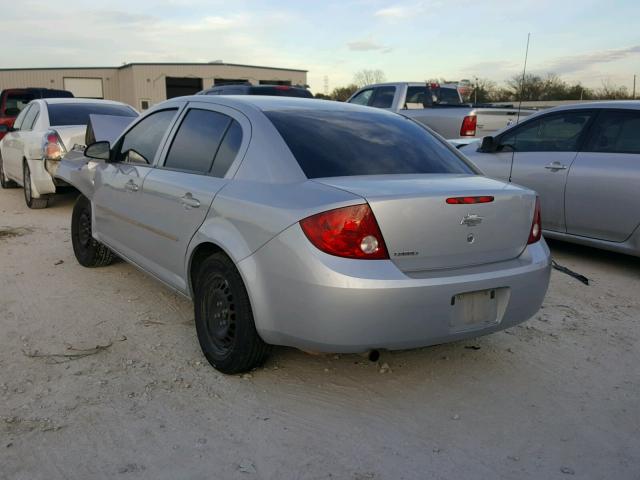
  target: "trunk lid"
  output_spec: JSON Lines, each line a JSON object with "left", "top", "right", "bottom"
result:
{"left": 53, "top": 125, "right": 88, "bottom": 152}
{"left": 315, "top": 174, "right": 536, "bottom": 272}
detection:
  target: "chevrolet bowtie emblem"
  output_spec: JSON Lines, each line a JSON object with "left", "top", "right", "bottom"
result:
{"left": 460, "top": 214, "right": 483, "bottom": 227}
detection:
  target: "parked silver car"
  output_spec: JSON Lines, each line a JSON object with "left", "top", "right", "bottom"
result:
{"left": 460, "top": 101, "right": 640, "bottom": 257}
{"left": 56, "top": 96, "right": 550, "bottom": 374}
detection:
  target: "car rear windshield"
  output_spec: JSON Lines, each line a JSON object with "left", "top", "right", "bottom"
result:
{"left": 249, "top": 87, "right": 313, "bottom": 98}
{"left": 265, "top": 109, "right": 475, "bottom": 178}
{"left": 47, "top": 103, "right": 137, "bottom": 126}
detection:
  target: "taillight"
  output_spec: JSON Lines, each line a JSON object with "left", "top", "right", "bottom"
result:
{"left": 299, "top": 204, "right": 389, "bottom": 260}
{"left": 528, "top": 197, "right": 542, "bottom": 244}
{"left": 274, "top": 85, "right": 291, "bottom": 90}
{"left": 460, "top": 115, "right": 477, "bottom": 136}
{"left": 42, "top": 130, "right": 66, "bottom": 160}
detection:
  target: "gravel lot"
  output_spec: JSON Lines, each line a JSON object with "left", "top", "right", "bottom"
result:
{"left": 1, "top": 188, "right": 639, "bottom": 480}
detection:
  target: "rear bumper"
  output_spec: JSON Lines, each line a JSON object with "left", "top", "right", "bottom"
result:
{"left": 26, "top": 158, "right": 57, "bottom": 196}
{"left": 238, "top": 224, "right": 551, "bottom": 353}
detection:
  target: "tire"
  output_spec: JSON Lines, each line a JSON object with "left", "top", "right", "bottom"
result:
{"left": 0, "top": 154, "right": 18, "bottom": 188}
{"left": 71, "top": 195, "right": 115, "bottom": 267}
{"left": 23, "top": 162, "right": 49, "bottom": 209}
{"left": 194, "top": 253, "right": 269, "bottom": 374}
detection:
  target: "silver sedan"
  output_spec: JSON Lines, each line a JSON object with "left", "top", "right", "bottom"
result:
{"left": 460, "top": 101, "right": 640, "bottom": 257}
{"left": 56, "top": 96, "right": 550, "bottom": 374}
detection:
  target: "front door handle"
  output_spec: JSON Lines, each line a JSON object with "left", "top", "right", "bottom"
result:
{"left": 124, "top": 180, "right": 139, "bottom": 192}
{"left": 180, "top": 192, "right": 201, "bottom": 209}
{"left": 544, "top": 162, "right": 567, "bottom": 171}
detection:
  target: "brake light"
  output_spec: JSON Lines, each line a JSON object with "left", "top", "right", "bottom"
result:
{"left": 429, "top": 82, "right": 440, "bottom": 89}
{"left": 275, "top": 85, "right": 292, "bottom": 90}
{"left": 446, "top": 196, "right": 494, "bottom": 204}
{"left": 528, "top": 197, "right": 542, "bottom": 244}
{"left": 42, "top": 130, "right": 66, "bottom": 160}
{"left": 460, "top": 115, "right": 477, "bottom": 136}
{"left": 299, "top": 204, "right": 389, "bottom": 260}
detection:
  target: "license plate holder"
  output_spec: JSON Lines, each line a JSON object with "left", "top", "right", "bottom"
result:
{"left": 449, "top": 288, "right": 503, "bottom": 333}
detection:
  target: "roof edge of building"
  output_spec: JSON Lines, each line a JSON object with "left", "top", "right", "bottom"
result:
{"left": 0, "top": 62, "right": 308, "bottom": 73}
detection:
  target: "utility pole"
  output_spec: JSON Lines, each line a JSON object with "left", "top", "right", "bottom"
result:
{"left": 633, "top": 74, "right": 636, "bottom": 99}
{"left": 474, "top": 76, "right": 478, "bottom": 104}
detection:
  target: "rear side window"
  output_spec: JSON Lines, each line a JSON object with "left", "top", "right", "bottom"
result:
{"left": 265, "top": 109, "right": 474, "bottom": 178}
{"left": 118, "top": 109, "right": 177, "bottom": 164}
{"left": 370, "top": 87, "right": 395, "bottom": 108}
{"left": 13, "top": 104, "right": 31, "bottom": 130}
{"left": 164, "top": 109, "right": 231, "bottom": 174}
{"left": 21, "top": 104, "right": 39, "bottom": 131}
{"left": 500, "top": 111, "right": 592, "bottom": 152}
{"left": 4, "top": 92, "right": 35, "bottom": 116}
{"left": 47, "top": 103, "right": 137, "bottom": 126}
{"left": 212, "top": 120, "right": 243, "bottom": 177}
{"left": 585, "top": 110, "right": 640, "bottom": 154}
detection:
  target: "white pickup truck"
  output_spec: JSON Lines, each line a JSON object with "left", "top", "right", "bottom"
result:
{"left": 347, "top": 82, "right": 535, "bottom": 139}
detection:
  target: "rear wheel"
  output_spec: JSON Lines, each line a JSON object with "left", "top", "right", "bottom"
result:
{"left": 0, "top": 154, "right": 18, "bottom": 188}
{"left": 23, "top": 162, "right": 49, "bottom": 209}
{"left": 71, "top": 195, "right": 115, "bottom": 267}
{"left": 194, "top": 253, "right": 268, "bottom": 374}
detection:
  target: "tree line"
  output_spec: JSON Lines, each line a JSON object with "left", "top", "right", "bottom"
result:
{"left": 316, "top": 70, "right": 635, "bottom": 103}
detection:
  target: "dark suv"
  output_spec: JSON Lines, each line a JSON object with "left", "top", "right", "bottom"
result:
{"left": 198, "top": 83, "right": 313, "bottom": 98}
{"left": 0, "top": 88, "right": 74, "bottom": 140}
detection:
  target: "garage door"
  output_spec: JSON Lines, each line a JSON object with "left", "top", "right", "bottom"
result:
{"left": 63, "top": 78, "right": 104, "bottom": 99}
{"left": 165, "top": 77, "right": 203, "bottom": 99}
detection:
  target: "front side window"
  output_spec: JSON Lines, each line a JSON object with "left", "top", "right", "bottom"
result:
{"left": 117, "top": 109, "right": 177, "bottom": 164}
{"left": 349, "top": 89, "right": 373, "bottom": 106}
{"left": 370, "top": 87, "right": 396, "bottom": 108}
{"left": 163, "top": 109, "right": 232, "bottom": 174}
{"left": 585, "top": 110, "right": 640, "bottom": 154}
{"left": 499, "top": 111, "right": 592, "bottom": 152}
{"left": 4, "top": 92, "right": 35, "bottom": 116}
{"left": 20, "top": 104, "right": 39, "bottom": 131}
{"left": 265, "top": 109, "right": 474, "bottom": 178}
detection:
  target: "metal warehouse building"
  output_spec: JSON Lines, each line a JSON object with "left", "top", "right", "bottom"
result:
{"left": 0, "top": 62, "right": 308, "bottom": 111}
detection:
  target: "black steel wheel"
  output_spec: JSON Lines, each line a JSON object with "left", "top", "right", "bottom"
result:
{"left": 71, "top": 195, "right": 115, "bottom": 267}
{"left": 194, "top": 253, "right": 268, "bottom": 374}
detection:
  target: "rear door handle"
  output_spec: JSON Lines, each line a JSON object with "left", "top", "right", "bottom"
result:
{"left": 124, "top": 180, "right": 139, "bottom": 192}
{"left": 544, "top": 162, "right": 567, "bottom": 171}
{"left": 180, "top": 192, "right": 201, "bottom": 209}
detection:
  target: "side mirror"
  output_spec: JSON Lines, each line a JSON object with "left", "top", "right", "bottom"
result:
{"left": 480, "top": 136, "right": 497, "bottom": 153}
{"left": 85, "top": 141, "right": 111, "bottom": 161}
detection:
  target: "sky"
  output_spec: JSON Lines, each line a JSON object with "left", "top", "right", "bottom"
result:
{"left": 3, "top": 0, "right": 639, "bottom": 94}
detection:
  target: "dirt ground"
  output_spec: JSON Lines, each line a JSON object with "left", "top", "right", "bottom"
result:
{"left": 0, "top": 188, "right": 638, "bottom": 480}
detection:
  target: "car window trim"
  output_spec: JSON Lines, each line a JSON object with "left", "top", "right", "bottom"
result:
{"left": 111, "top": 106, "right": 182, "bottom": 166}
{"left": 157, "top": 106, "right": 231, "bottom": 176}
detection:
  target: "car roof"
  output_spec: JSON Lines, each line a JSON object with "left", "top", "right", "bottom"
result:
{"left": 42, "top": 98, "right": 129, "bottom": 106}
{"left": 164, "top": 94, "right": 383, "bottom": 113}
{"left": 542, "top": 100, "right": 640, "bottom": 113}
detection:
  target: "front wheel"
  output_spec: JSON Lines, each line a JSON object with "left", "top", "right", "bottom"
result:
{"left": 23, "top": 162, "right": 49, "bottom": 209}
{"left": 194, "top": 253, "right": 269, "bottom": 374}
{"left": 71, "top": 195, "right": 115, "bottom": 267}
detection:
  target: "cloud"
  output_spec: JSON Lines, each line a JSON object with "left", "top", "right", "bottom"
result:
{"left": 542, "top": 45, "right": 640, "bottom": 75}
{"left": 374, "top": 6, "right": 409, "bottom": 18}
{"left": 347, "top": 40, "right": 392, "bottom": 53}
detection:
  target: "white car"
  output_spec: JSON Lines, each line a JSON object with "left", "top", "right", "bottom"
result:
{"left": 0, "top": 98, "right": 137, "bottom": 208}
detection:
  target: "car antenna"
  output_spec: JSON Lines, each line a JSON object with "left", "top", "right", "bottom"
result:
{"left": 509, "top": 32, "right": 531, "bottom": 183}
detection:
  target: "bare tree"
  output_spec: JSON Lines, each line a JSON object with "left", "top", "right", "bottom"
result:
{"left": 353, "top": 69, "right": 386, "bottom": 87}
{"left": 595, "top": 80, "right": 630, "bottom": 100}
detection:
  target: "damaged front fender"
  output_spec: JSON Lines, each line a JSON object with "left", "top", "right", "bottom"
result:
{"left": 54, "top": 149, "right": 100, "bottom": 200}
